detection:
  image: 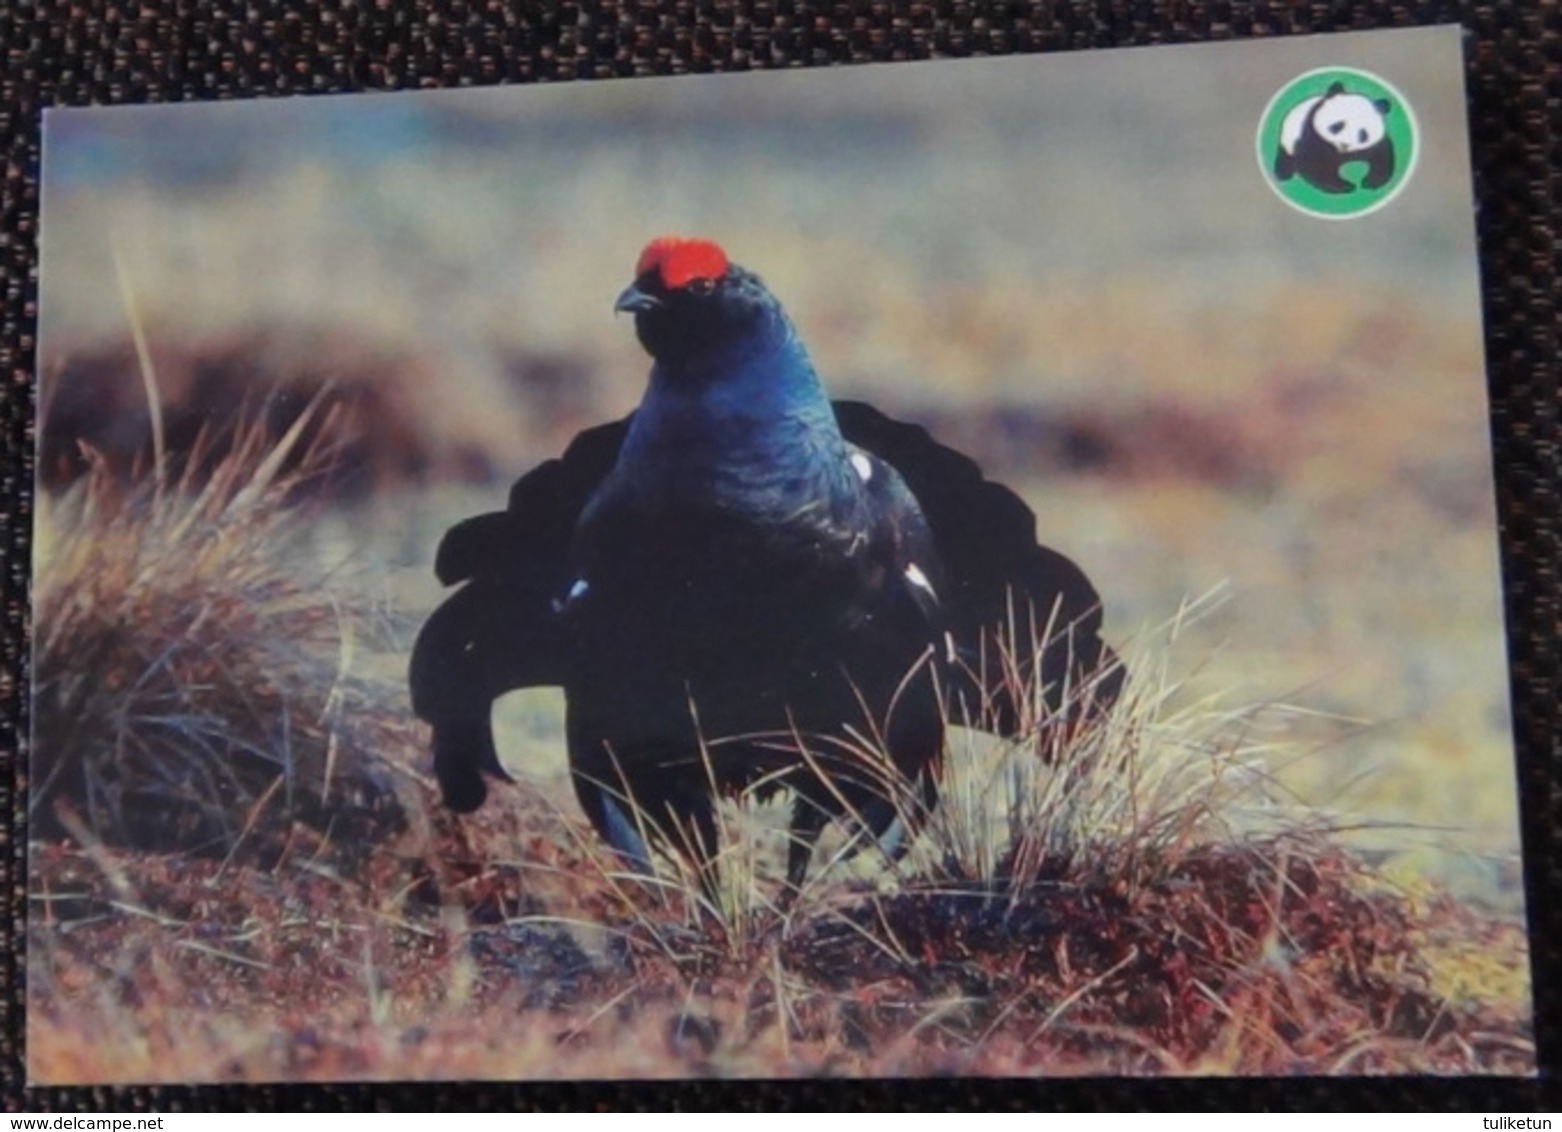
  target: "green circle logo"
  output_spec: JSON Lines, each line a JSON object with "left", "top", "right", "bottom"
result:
{"left": 1257, "top": 67, "right": 1418, "bottom": 219}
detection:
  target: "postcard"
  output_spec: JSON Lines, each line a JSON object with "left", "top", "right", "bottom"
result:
{"left": 29, "top": 26, "right": 1530, "bottom": 1082}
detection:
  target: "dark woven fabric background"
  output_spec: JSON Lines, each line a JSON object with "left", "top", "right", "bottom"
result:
{"left": 2, "top": 0, "right": 1557, "bottom": 1112}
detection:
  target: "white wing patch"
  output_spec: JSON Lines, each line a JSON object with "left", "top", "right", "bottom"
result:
{"left": 553, "top": 577, "right": 590, "bottom": 613}
{"left": 904, "top": 562, "right": 937, "bottom": 602}
{"left": 850, "top": 452, "right": 874, "bottom": 483}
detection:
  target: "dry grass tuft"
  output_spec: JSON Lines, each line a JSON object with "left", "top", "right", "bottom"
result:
{"left": 31, "top": 409, "right": 415, "bottom": 863}
{"left": 922, "top": 593, "right": 1312, "bottom": 895}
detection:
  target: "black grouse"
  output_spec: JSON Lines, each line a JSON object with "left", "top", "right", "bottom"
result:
{"left": 409, "top": 236, "right": 1122, "bottom": 897}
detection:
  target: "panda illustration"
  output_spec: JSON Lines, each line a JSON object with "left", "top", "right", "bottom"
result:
{"left": 1274, "top": 81, "right": 1396, "bottom": 195}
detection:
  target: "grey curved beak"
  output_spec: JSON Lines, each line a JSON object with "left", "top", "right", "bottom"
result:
{"left": 614, "top": 283, "right": 663, "bottom": 314}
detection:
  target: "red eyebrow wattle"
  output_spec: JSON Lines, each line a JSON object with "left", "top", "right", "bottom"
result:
{"left": 636, "top": 237, "right": 730, "bottom": 290}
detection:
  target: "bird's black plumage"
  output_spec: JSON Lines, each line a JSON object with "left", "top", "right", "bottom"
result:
{"left": 410, "top": 238, "right": 1122, "bottom": 896}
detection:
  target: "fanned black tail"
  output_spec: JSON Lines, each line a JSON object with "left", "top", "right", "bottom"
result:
{"left": 410, "top": 402, "right": 1123, "bottom": 816}
{"left": 833, "top": 400, "right": 1125, "bottom": 741}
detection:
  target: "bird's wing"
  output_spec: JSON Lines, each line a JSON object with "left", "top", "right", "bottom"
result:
{"left": 846, "top": 443, "right": 945, "bottom": 629}
{"left": 835, "top": 400, "right": 1124, "bottom": 737}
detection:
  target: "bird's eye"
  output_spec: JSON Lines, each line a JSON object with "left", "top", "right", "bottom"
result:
{"left": 687, "top": 277, "right": 716, "bottom": 296}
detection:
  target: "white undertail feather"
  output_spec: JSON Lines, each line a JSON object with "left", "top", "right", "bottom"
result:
{"left": 904, "top": 562, "right": 937, "bottom": 602}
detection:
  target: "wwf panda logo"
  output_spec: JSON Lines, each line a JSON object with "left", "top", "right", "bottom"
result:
{"left": 1258, "top": 68, "right": 1418, "bottom": 219}
{"left": 1275, "top": 81, "right": 1395, "bottom": 194}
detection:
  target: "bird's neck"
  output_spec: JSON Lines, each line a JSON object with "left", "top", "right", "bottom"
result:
{"left": 620, "top": 324, "right": 845, "bottom": 477}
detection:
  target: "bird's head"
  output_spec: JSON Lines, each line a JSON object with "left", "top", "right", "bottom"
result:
{"left": 616, "top": 237, "right": 788, "bottom": 369}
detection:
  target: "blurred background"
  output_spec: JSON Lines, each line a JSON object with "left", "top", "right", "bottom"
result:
{"left": 36, "top": 28, "right": 1519, "bottom": 906}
